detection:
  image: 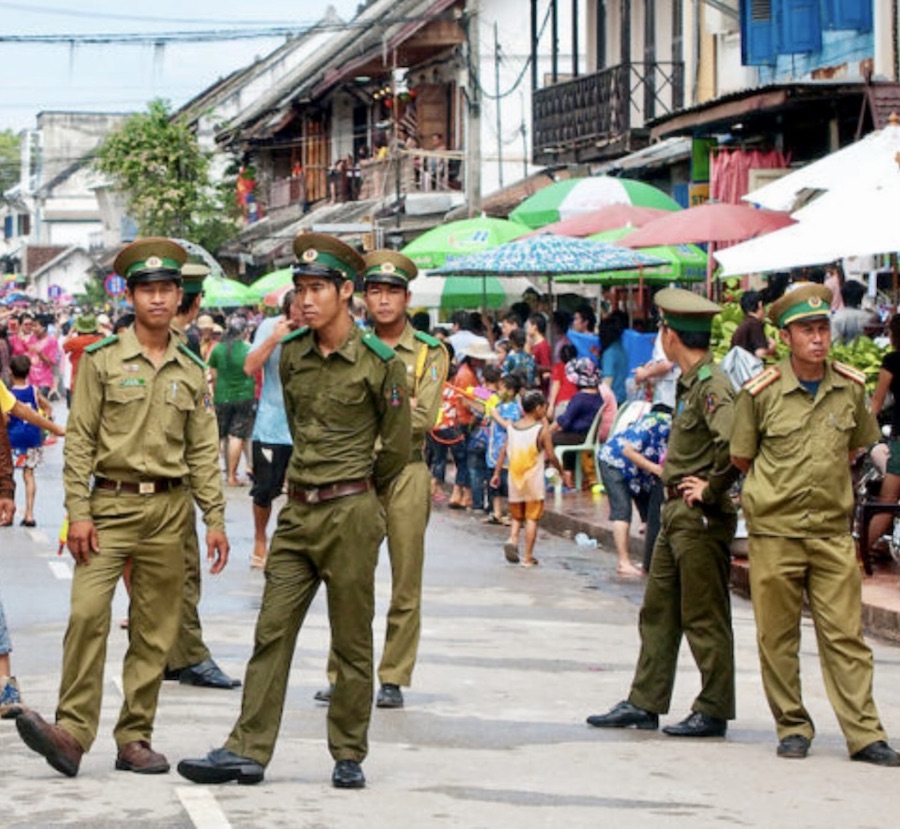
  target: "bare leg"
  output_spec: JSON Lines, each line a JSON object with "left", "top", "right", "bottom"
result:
{"left": 226, "top": 436, "right": 244, "bottom": 485}
{"left": 522, "top": 518, "right": 539, "bottom": 565}
{"left": 613, "top": 520, "right": 642, "bottom": 575}
{"left": 22, "top": 468, "right": 35, "bottom": 523}
{"left": 251, "top": 503, "right": 271, "bottom": 567}
{"left": 0, "top": 653, "right": 10, "bottom": 676}
{"left": 868, "top": 472, "right": 900, "bottom": 548}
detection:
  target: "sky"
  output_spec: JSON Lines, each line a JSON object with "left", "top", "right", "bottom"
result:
{"left": 0, "top": 0, "right": 361, "bottom": 133}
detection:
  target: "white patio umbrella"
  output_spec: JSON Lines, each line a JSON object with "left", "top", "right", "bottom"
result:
{"left": 743, "top": 118, "right": 900, "bottom": 213}
{"left": 716, "top": 174, "right": 900, "bottom": 276}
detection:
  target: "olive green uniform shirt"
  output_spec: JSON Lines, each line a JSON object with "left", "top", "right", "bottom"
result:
{"left": 63, "top": 325, "right": 225, "bottom": 530}
{"left": 392, "top": 324, "right": 448, "bottom": 458}
{"left": 731, "top": 359, "right": 879, "bottom": 536}
{"left": 279, "top": 324, "right": 411, "bottom": 488}
{"left": 662, "top": 353, "right": 739, "bottom": 506}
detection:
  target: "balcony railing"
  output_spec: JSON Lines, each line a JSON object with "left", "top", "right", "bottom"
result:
{"left": 533, "top": 61, "right": 684, "bottom": 162}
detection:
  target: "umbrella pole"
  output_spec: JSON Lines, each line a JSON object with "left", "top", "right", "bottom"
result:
{"left": 706, "top": 242, "right": 715, "bottom": 300}
{"left": 893, "top": 253, "right": 899, "bottom": 311}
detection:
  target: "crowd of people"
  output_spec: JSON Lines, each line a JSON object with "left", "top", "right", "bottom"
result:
{"left": 1, "top": 245, "right": 900, "bottom": 793}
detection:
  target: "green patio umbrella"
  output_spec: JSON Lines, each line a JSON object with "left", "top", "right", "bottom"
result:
{"left": 401, "top": 217, "right": 529, "bottom": 270}
{"left": 409, "top": 274, "right": 536, "bottom": 310}
{"left": 246, "top": 267, "right": 292, "bottom": 302}
{"left": 555, "top": 227, "right": 707, "bottom": 286}
{"left": 201, "top": 275, "right": 254, "bottom": 308}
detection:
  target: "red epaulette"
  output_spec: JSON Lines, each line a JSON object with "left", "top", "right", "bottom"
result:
{"left": 743, "top": 366, "right": 781, "bottom": 396}
{"left": 832, "top": 360, "right": 867, "bottom": 386}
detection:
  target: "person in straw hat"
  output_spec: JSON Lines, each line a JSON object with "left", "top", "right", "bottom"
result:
{"left": 731, "top": 283, "right": 900, "bottom": 766}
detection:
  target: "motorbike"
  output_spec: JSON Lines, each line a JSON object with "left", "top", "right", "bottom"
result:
{"left": 852, "top": 439, "right": 900, "bottom": 575}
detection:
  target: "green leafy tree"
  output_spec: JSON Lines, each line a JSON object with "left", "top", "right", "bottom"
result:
{"left": 93, "top": 99, "right": 239, "bottom": 253}
{"left": 0, "top": 129, "right": 21, "bottom": 198}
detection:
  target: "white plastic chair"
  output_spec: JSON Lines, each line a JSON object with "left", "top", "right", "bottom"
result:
{"left": 554, "top": 405, "right": 605, "bottom": 491}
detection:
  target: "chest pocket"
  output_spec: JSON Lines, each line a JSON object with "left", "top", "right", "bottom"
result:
{"left": 322, "top": 384, "right": 371, "bottom": 433}
{"left": 164, "top": 382, "right": 196, "bottom": 439}
{"left": 821, "top": 402, "right": 857, "bottom": 453}
{"left": 105, "top": 384, "right": 147, "bottom": 434}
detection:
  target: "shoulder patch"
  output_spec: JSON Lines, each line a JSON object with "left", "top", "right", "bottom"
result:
{"left": 280, "top": 326, "right": 310, "bottom": 345}
{"left": 743, "top": 366, "right": 781, "bottom": 396}
{"left": 177, "top": 341, "right": 207, "bottom": 370}
{"left": 84, "top": 335, "right": 118, "bottom": 353}
{"left": 833, "top": 360, "right": 867, "bottom": 385}
{"left": 697, "top": 364, "right": 713, "bottom": 382}
{"left": 414, "top": 330, "right": 442, "bottom": 348}
{"left": 361, "top": 331, "right": 395, "bottom": 361}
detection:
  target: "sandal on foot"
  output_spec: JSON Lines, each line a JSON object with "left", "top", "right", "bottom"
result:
{"left": 503, "top": 543, "right": 520, "bottom": 563}
{"left": 520, "top": 558, "right": 539, "bottom": 568}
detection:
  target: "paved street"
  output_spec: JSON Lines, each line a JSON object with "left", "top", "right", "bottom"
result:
{"left": 2, "top": 439, "right": 900, "bottom": 828}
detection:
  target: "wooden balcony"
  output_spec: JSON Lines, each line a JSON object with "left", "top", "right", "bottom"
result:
{"left": 533, "top": 61, "right": 685, "bottom": 164}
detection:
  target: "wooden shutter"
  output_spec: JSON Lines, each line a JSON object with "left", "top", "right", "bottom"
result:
{"left": 777, "top": 0, "right": 823, "bottom": 54}
{"left": 740, "top": 0, "right": 776, "bottom": 65}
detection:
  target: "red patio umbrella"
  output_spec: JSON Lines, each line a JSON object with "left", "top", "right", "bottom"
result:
{"left": 523, "top": 204, "right": 672, "bottom": 238}
{"left": 619, "top": 203, "right": 796, "bottom": 296}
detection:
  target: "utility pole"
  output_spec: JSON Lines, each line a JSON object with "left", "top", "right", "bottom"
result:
{"left": 494, "top": 21, "right": 503, "bottom": 189}
{"left": 465, "top": 0, "right": 481, "bottom": 217}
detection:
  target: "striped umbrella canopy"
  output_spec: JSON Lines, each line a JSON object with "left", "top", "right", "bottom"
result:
{"left": 409, "top": 274, "right": 536, "bottom": 310}
{"left": 401, "top": 217, "right": 529, "bottom": 270}
{"left": 509, "top": 177, "right": 681, "bottom": 229}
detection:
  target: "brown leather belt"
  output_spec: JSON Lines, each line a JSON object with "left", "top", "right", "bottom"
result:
{"left": 664, "top": 484, "right": 682, "bottom": 501}
{"left": 287, "top": 478, "right": 373, "bottom": 505}
{"left": 94, "top": 477, "right": 184, "bottom": 495}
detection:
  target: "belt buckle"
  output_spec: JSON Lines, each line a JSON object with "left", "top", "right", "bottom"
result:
{"left": 138, "top": 481, "right": 156, "bottom": 495}
{"left": 305, "top": 487, "right": 320, "bottom": 504}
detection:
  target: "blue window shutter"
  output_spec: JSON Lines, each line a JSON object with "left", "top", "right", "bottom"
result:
{"left": 740, "top": 0, "right": 776, "bottom": 65}
{"left": 778, "top": 0, "right": 823, "bottom": 53}
{"left": 3, "top": 216, "right": 11, "bottom": 239}
{"left": 824, "top": 0, "right": 873, "bottom": 32}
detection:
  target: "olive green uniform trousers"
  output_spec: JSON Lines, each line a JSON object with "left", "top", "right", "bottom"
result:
{"left": 225, "top": 490, "right": 385, "bottom": 766}
{"left": 326, "top": 460, "right": 431, "bottom": 688}
{"left": 56, "top": 487, "right": 191, "bottom": 750}
{"left": 628, "top": 498, "right": 737, "bottom": 720}
{"left": 748, "top": 534, "right": 886, "bottom": 754}
{"left": 165, "top": 506, "right": 211, "bottom": 671}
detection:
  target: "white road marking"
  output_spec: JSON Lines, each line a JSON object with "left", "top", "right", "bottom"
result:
{"left": 177, "top": 785, "right": 233, "bottom": 829}
{"left": 48, "top": 560, "right": 72, "bottom": 580}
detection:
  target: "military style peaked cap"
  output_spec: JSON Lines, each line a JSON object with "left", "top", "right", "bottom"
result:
{"left": 180, "top": 262, "right": 210, "bottom": 297}
{"left": 114, "top": 237, "right": 187, "bottom": 286}
{"left": 654, "top": 287, "right": 721, "bottom": 334}
{"left": 292, "top": 232, "right": 365, "bottom": 282}
{"left": 769, "top": 283, "right": 832, "bottom": 329}
{"left": 362, "top": 250, "right": 418, "bottom": 287}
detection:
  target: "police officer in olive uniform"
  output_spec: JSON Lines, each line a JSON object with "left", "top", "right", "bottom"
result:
{"left": 731, "top": 283, "right": 900, "bottom": 766}
{"left": 178, "top": 233, "right": 411, "bottom": 790}
{"left": 16, "top": 238, "right": 228, "bottom": 778}
{"left": 317, "top": 250, "right": 448, "bottom": 709}
{"left": 587, "top": 288, "right": 740, "bottom": 738}
{"left": 164, "top": 261, "right": 240, "bottom": 689}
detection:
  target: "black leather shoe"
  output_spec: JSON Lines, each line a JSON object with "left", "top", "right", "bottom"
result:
{"left": 662, "top": 711, "right": 727, "bottom": 737}
{"left": 586, "top": 700, "right": 659, "bottom": 730}
{"left": 314, "top": 684, "right": 334, "bottom": 704}
{"left": 178, "top": 659, "right": 241, "bottom": 689}
{"left": 376, "top": 684, "right": 404, "bottom": 709}
{"left": 163, "top": 668, "right": 183, "bottom": 681}
{"left": 777, "top": 734, "right": 811, "bottom": 759}
{"left": 177, "top": 748, "right": 264, "bottom": 784}
{"left": 851, "top": 740, "right": 900, "bottom": 767}
{"left": 332, "top": 759, "right": 365, "bottom": 789}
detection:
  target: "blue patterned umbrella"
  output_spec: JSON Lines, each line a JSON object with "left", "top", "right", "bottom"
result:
{"left": 430, "top": 234, "right": 664, "bottom": 277}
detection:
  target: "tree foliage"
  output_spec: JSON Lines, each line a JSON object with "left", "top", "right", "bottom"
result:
{"left": 93, "top": 99, "right": 239, "bottom": 253}
{"left": 0, "top": 129, "right": 21, "bottom": 198}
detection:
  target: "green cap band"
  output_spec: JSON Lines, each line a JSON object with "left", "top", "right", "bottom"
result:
{"left": 364, "top": 265, "right": 412, "bottom": 283}
{"left": 777, "top": 297, "right": 829, "bottom": 328}
{"left": 661, "top": 311, "right": 715, "bottom": 334}
{"left": 293, "top": 251, "right": 357, "bottom": 281}
{"left": 124, "top": 257, "right": 182, "bottom": 278}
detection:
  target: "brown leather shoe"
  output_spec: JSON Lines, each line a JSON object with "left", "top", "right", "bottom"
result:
{"left": 15, "top": 710, "right": 84, "bottom": 777}
{"left": 115, "top": 740, "right": 170, "bottom": 774}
